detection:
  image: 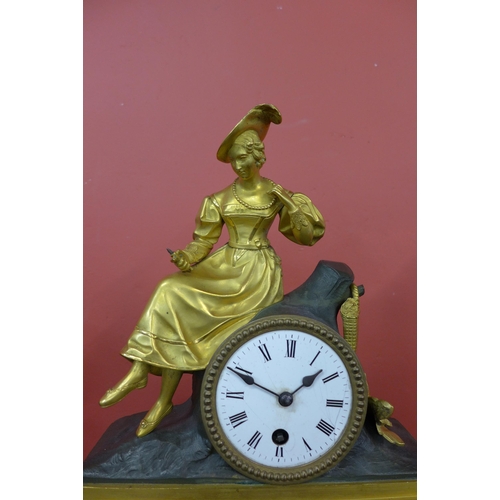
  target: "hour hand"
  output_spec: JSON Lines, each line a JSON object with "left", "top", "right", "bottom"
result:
{"left": 228, "top": 367, "right": 280, "bottom": 398}
{"left": 291, "top": 369, "right": 323, "bottom": 395}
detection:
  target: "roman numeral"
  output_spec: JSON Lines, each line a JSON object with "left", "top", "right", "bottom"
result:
{"left": 258, "top": 343, "right": 272, "bottom": 362}
{"left": 247, "top": 430, "right": 263, "bottom": 449}
{"left": 316, "top": 419, "right": 335, "bottom": 436}
{"left": 326, "top": 399, "right": 344, "bottom": 407}
{"left": 226, "top": 391, "right": 244, "bottom": 399}
{"left": 229, "top": 411, "right": 248, "bottom": 428}
{"left": 286, "top": 339, "right": 296, "bottom": 358}
{"left": 275, "top": 446, "right": 284, "bottom": 457}
{"left": 302, "top": 437, "right": 312, "bottom": 451}
{"left": 309, "top": 351, "right": 320, "bottom": 366}
{"left": 322, "top": 372, "right": 339, "bottom": 383}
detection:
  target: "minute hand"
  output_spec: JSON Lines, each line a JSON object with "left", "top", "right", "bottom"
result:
{"left": 228, "top": 367, "right": 280, "bottom": 398}
{"left": 291, "top": 369, "right": 323, "bottom": 395}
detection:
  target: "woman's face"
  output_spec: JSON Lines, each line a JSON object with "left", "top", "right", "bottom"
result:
{"left": 228, "top": 144, "right": 260, "bottom": 181}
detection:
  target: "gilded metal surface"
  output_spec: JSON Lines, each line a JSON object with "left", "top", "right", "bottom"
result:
{"left": 368, "top": 397, "right": 405, "bottom": 446}
{"left": 201, "top": 315, "right": 368, "bottom": 485}
{"left": 341, "top": 283, "right": 360, "bottom": 352}
{"left": 100, "top": 104, "right": 325, "bottom": 437}
{"left": 83, "top": 480, "right": 417, "bottom": 500}
{"left": 339, "top": 285, "right": 405, "bottom": 447}
{"left": 217, "top": 103, "right": 282, "bottom": 162}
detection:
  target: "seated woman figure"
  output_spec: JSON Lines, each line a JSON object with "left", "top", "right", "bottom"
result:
{"left": 99, "top": 104, "right": 325, "bottom": 437}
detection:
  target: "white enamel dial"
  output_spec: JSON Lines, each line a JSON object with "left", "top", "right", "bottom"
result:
{"left": 215, "top": 329, "right": 352, "bottom": 467}
{"left": 202, "top": 316, "right": 368, "bottom": 484}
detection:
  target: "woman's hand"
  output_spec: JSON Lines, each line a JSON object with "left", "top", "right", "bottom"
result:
{"left": 170, "top": 250, "right": 192, "bottom": 272}
{"left": 269, "top": 184, "right": 297, "bottom": 212}
{"left": 269, "top": 185, "right": 315, "bottom": 244}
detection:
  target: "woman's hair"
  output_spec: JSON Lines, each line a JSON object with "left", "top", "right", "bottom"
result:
{"left": 234, "top": 130, "right": 266, "bottom": 167}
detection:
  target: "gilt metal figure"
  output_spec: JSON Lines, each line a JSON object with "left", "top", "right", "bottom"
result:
{"left": 99, "top": 104, "right": 325, "bottom": 437}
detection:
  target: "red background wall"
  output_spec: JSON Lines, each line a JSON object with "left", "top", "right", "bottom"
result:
{"left": 84, "top": 0, "right": 416, "bottom": 459}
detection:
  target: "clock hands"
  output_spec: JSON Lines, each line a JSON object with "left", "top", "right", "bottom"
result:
{"left": 228, "top": 367, "right": 324, "bottom": 407}
{"left": 227, "top": 367, "right": 280, "bottom": 398}
{"left": 291, "top": 369, "right": 323, "bottom": 395}
{"left": 277, "top": 369, "right": 323, "bottom": 407}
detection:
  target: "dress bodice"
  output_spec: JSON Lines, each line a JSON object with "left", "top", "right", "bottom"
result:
{"left": 217, "top": 201, "right": 282, "bottom": 249}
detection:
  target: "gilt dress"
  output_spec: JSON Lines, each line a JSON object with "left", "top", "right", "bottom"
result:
{"left": 121, "top": 183, "right": 325, "bottom": 371}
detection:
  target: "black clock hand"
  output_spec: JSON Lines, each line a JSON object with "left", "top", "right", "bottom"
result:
{"left": 228, "top": 367, "right": 280, "bottom": 398}
{"left": 291, "top": 369, "right": 323, "bottom": 395}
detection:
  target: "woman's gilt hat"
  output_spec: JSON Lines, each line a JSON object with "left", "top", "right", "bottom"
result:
{"left": 216, "top": 104, "right": 282, "bottom": 163}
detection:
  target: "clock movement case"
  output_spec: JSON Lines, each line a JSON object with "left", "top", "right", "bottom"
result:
{"left": 201, "top": 261, "right": 369, "bottom": 484}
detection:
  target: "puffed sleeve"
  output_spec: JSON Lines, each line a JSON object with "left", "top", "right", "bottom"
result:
{"left": 181, "top": 196, "right": 223, "bottom": 264}
{"left": 278, "top": 193, "right": 325, "bottom": 246}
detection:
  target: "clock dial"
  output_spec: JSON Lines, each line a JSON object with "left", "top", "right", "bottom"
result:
{"left": 202, "top": 316, "right": 367, "bottom": 484}
{"left": 216, "top": 330, "right": 352, "bottom": 467}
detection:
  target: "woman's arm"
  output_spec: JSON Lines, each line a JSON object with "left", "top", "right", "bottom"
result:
{"left": 271, "top": 185, "right": 324, "bottom": 246}
{"left": 170, "top": 196, "right": 223, "bottom": 272}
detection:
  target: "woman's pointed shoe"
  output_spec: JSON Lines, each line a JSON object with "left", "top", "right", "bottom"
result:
{"left": 136, "top": 403, "right": 173, "bottom": 438}
{"left": 99, "top": 378, "right": 148, "bottom": 408}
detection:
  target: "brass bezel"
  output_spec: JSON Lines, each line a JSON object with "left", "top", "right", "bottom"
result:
{"left": 201, "top": 315, "right": 368, "bottom": 485}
